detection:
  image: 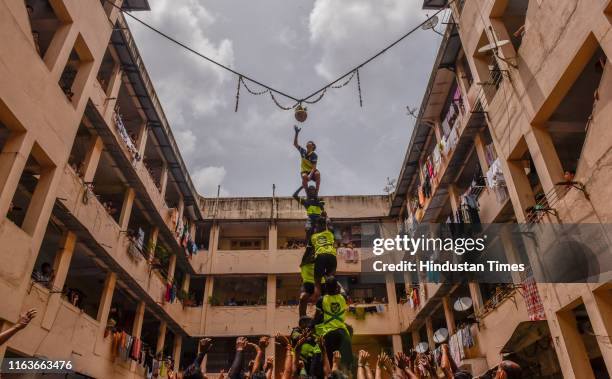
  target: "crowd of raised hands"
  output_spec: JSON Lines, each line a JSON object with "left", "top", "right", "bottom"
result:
{"left": 355, "top": 344, "right": 468, "bottom": 379}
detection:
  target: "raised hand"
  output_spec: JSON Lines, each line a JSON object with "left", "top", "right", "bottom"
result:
{"left": 16, "top": 309, "right": 37, "bottom": 330}
{"left": 294, "top": 125, "right": 301, "bottom": 134}
{"left": 358, "top": 350, "right": 370, "bottom": 366}
{"left": 236, "top": 336, "right": 248, "bottom": 351}
{"left": 199, "top": 337, "right": 213, "bottom": 352}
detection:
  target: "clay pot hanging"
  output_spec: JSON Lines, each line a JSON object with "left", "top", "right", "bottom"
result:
{"left": 294, "top": 104, "right": 308, "bottom": 123}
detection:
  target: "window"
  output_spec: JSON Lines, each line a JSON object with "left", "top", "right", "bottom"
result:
{"left": 25, "top": 0, "right": 70, "bottom": 60}
{"left": 63, "top": 243, "right": 108, "bottom": 319}
{"left": 211, "top": 277, "right": 267, "bottom": 306}
{"left": 542, "top": 45, "right": 607, "bottom": 176}
{"left": 491, "top": 0, "right": 530, "bottom": 52}
{"left": 96, "top": 45, "right": 118, "bottom": 94}
{"left": 7, "top": 143, "right": 55, "bottom": 234}
{"left": 57, "top": 34, "right": 93, "bottom": 105}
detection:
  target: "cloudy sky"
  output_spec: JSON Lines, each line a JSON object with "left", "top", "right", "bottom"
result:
{"left": 126, "top": 0, "right": 444, "bottom": 197}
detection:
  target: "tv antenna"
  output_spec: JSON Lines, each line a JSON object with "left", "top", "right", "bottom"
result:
{"left": 477, "top": 27, "right": 518, "bottom": 68}
{"left": 406, "top": 106, "right": 418, "bottom": 119}
{"left": 421, "top": 15, "right": 443, "bottom": 36}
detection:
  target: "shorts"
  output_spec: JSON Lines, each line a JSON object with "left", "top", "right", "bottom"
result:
{"left": 301, "top": 246, "right": 315, "bottom": 266}
{"left": 301, "top": 281, "right": 315, "bottom": 295}
{"left": 301, "top": 263, "right": 314, "bottom": 284}
{"left": 314, "top": 253, "right": 337, "bottom": 278}
{"left": 301, "top": 169, "right": 320, "bottom": 178}
{"left": 305, "top": 215, "right": 321, "bottom": 232}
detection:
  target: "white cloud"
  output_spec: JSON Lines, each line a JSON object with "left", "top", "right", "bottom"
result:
{"left": 308, "top": 0, "right": 425, "bottom": 80}
{"left": 175, "top": 129, "right": 196, "bottom": 155}
{"left": 192, "top": 166, "right": 229, "bottom": 197}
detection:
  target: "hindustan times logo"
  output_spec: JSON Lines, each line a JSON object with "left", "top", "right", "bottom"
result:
{"left": 372, "top": 235, "right": 487, "bottom": 256}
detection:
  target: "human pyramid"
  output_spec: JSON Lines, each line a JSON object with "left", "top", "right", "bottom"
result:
{"left": 288, "top": 124, "right": 354, "bottom": 376}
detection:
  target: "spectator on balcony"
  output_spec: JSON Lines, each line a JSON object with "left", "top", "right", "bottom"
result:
{"left": 32, "top": 262, "right": 54, "bottom": 289}
{"left": 293, "top": 125, "right": 320, "bottom": 195}
{"left": 226, "top": 298, "right": 238, "bottom": 306}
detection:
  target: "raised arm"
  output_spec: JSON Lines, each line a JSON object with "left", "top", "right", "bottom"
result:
{"left": 194, "top": 338, "right": 212, "bottom": 370}
{"left": 264, "top": 357, "right": 274, "bottom": 379}
{"left": 293, "top": 125, "right": 301, "bottom": 149}
{"left": 281, "top": 343, "right": 294, "bottom": 379}
{"left": 293, "top": 186, "right": 303, "bottom": 202}
{"left": 318, "top": 336, "right": 331, "bottom": 378}
{"left": 228, "top": 337, "right": 247, "bottom": 379}
{"left": 357, "top": 350, "right": 370, "bottom": 379}
{"left": 0, "top": 309, "right": 36, "bottom": 346}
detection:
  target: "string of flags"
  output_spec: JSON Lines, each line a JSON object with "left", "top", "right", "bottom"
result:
{"left": 106, "top": 0, "right": 454, "bottom": 122}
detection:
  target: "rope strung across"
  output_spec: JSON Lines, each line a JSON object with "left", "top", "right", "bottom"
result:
{"left": 105, "top": 0, "right": 454, "bottom": 113}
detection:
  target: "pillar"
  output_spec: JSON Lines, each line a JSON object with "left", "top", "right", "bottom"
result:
{"left": 136, "top": 122, "right": 148, "bottom": 159}
{"left": 555, "top": 309, "right": 596, "bottom": 379}
{"left": 156, "top": 321, "right": 167, "bottom": 355}
{"left": 22, "top": 160, "right": 59, "bottom": 238}
{"left": 0, "top": 132, "right": 33, "bottom": 219}
{"left": 266, "top": 275, "right": 277, "bottom": 334}
{"left": 45, "top": 23, "right": 78, "bottom": 81}
{"left": 500, "top": 158, "right": 535, "bottom": 222}
{"left": 159, "top": 162, "right": 169, "bottom": 197}
{"left": 468, "top": 283, "right": 484, "bottom": 315}
{"left": 132, "top": 301, "right": 145, "bottom": 338}
{"left": 500, "top": 229, "right": 526, "bottom": 283}
{"left": 583, "top": 289, "right": 612, "bottom": 376}
{"left": 447, "top": 184, "right": 461, "bottom": 215}
{"left": 103, "top": 64, "right": 123, "bottom": 120}
{"left": 81, "top": 135, "right": 104, "bottom": 183}
{"left": 173, "top": 335, "right": 182, "bottom": 371}
{"left": 524, "top": 126, "right": 565, "bottom": 201}
{"left": 411, "top": 329, "right": 420, "bottom": 348}
{"left": 473, "top": 132, "right": 490, "bottom": 173}
{"left": 425, "top": 318, "right": 435, "bottom": 349}
{"left": 106, "top": 0, "right": 125, "bottom": 24}
{"left": 130, "top": 301, "right": 146, "bottom": 371}
{"left": 148, "top": 227, "right": 159, "bottom": 261}
{"left": 182, "top": 273, "right": 191, "bottom": 294}
{"left": 442, "top": 296, "right": 456, "bottom": 335}
{"left": 41, "top": 231, "right": 77, "bottom": 330}
{"left": 200, "top": 276, "right": 214, "bottom": 335}
{"left": 118, "top": 187, "right": 135, "bottom": 231}
{"left": 94, "top": 272, "right": 117, "bottom": 355}
{"left": 268, "top": 223, "right": 277, "bottom": 251}
{"left": 167, "top": 254, "right": 177, "bottom": 283}
{"left": 392, "top": 334, "right": 403, "bottom": 355}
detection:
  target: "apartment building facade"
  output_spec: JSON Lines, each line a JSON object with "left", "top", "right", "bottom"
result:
{"left": 0, "top": 0, "right": 207, "bottom": 377}
{"left": 389, "top": 0, "right": 612, "bottom": 378}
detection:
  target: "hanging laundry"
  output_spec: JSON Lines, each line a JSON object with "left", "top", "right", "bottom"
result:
{"left": 521, "top": 275, "right": 546, "bottom": 321}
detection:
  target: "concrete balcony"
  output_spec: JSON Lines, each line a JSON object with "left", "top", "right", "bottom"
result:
{"left": 12, "top": 283, "right": 141, "bottom": 379}
{"left": 204, "top": 306, "right": 268, "bottom": 336}
{"left": 0, "top": 218, "right": 35, "bottom": 321}
{"left": 476, "top": 186, "right": 511, "bottom": 224}
{"left": 192, "top": 248, "right": 367, "bottom": 275}
{"left": 55, "top": 166, "right": 199, "bottom": 332}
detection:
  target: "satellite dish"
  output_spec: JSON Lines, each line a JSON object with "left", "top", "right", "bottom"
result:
{"left": 454, "top": 297, "right": 473, "bottom": 312}
{"left": 478, "top": 40, "right": 511, "bottom": 54}
{"left": 415, "top": 341, "right": 429, "bottom": 353}
{"left": 421, "top": 15, "right": 439, "bottom": 30}
{"left": 433, "top": 328, "right": 449, "bottom": 343}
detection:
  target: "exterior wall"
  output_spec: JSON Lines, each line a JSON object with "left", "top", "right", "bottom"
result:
{"left": 0, "top": 1, "right": 201, "bottom": 377}
{"left": 393, "top": 0, "right": 612, "bottom": 377}
{"left": 454, "top": 1, "right": 612, "bottom": 377}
